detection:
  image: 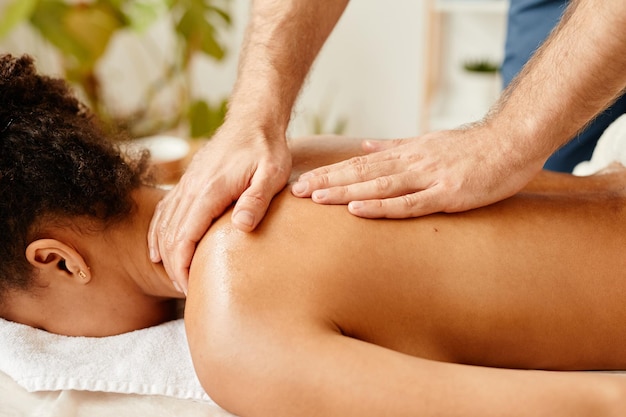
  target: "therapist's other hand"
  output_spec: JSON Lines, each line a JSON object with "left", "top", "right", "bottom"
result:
{"left": 149, "top": 127, "right": 291, "bottom": 293}
{"left": 291, "top": 127, "right": 544, "bottom": 218}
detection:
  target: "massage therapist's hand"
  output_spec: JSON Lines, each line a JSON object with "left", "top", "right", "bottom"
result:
{"left": 149, "top": 125, "right": 292, "bottom": 293}
{"left": 291, "top": 126, "right": 545, "bottom": 218}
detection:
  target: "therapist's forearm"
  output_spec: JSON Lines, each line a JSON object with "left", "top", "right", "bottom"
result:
{"left": 487, "top": 0, "right": 626, "bottom": 165}
{"left": 226, "top": 0, "right": 349, "bottom": 137}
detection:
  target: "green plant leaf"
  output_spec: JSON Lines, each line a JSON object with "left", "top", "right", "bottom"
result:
{"left": 0, "top": 0, "right": 38, "bottom": 39}
{"left": 189, "top": 100, "right": 209, "bottom": 138}
{"left": 199, "top": 27, "right": 224, "bottom": 60}
{"left": 175, "top": 3, "right": 226, "bottom": 61}
{"left": 462, "top": 59, "right": 500, "bottom": 73}
{"left": 206, "top": 4, "right": 232, "bottom": 26}
{"left": 64, "top": 4, "right": 125, "bottom": 63}
{"left": 102, "top": 0, "right": 125, "bottom": 10}
{"left": 333, "top": 118, "right": 348, "bottom": 135}
{"left": 29, "top": 0, "right": 125, "bottom": 91}
{"left": 188, "top": 98, "right": 226, "bottom": 138}
{"left": 30, "top": 1, "right": 89, "bottom": 62}
{"left": 121, "top": 0, "right": 168, "bottom": 32}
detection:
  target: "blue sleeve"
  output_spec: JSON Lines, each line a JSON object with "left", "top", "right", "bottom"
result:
{"left": 503, "top": 0, "right": 626, "bottom": 172}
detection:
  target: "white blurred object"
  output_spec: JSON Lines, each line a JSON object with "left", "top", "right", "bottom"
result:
{"left": 122, "top": 135, "right": 190, "bottom": 184}
{"left": 573, "top": 113, "right": 626, "bottom": 176}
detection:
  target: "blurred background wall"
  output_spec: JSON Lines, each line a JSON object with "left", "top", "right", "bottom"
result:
{"left": 0, "top": 0, "right": 508, "bottom": 140}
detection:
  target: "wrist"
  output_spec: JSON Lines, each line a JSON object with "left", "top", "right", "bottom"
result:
{"left": 477, "top": 115, "right": 549, "bottom": 174}
{"left": 217, "top": 110, "right": 288, "bottom": 147}
{"left": 225, "top": 99, "right": 286, "bottom": 136}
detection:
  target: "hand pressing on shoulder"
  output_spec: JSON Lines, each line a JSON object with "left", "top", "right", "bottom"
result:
{"left": 291, "top": 124, "right": 546, "bottom": 219}
{"left": 149, "top": 124, "right": 291, "bottom": 294}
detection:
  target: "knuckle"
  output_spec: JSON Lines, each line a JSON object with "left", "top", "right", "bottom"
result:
{"left": 441, "top": 177, "right": 464, "bottom": 197}
{"left": 352, "top": 161, "right": 370, "bottom": 181}
{"left": 164, "top": 232, "right": 178, "bottom": 251}
{"left": 335, "top": 185, "right": 350, "bottom": 199}
{"left": 310, "top": 165, "right": 331, "bottom": 176}
{"left": 406, "top": 152, "right": 424, "bottom": 165}
{"left": 264, "top": 158, "right": 289, "bottom": 177}
{"left": 374, "top": 175, "right": 393, "bottom": 192}
{"left": 348, "top": 155, "right": 368, "bottom": 166}
{"left": 264, "top": 166, "right": 282, "bottom": 181}
{"left": 239, "top": 192, "right": 269, "bottom": 209}
{"left": 311, "top": 174, "right": 331, "bottom": 189}
{"left": 157, "top": 218, "right": 171, "bottom": 239}
{"left": 400, "top": 193, "right": 419, "bottom": 209}
{"left": 164, "top": 225, "right": 187, "bottom": 251}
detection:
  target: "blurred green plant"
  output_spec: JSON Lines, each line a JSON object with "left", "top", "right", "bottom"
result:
{"left": 0, "top": 0, "right": 231, "bottom": 138}
{"left": 304, "top": 96, "right": 348, "bottom": 136}
{"left": 462, "top": 58, "right": 500, "bottom": 73}
{"left": 310, "top": 112, "right": 348, "bottom": 136}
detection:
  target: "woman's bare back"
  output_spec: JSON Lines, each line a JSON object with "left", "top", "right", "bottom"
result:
{"left": 191, "top": 166, "right": 626, "bottom": 372}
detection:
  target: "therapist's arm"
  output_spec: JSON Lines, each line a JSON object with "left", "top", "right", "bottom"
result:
{"left": 148, "top": 0, "right": 349, "bottom": 293}
{"left": 292, "top": 0, "right": 626, "bottom": 218}
{"left": 490, "top": 0, "right": 626, "bottom": 161}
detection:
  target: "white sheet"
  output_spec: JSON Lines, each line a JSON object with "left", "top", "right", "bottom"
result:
{"left": 0, "top": 369, "right": 235, "bottom": 417}
{"left": 573, "top": 113, "right": 626, "bottom": 175}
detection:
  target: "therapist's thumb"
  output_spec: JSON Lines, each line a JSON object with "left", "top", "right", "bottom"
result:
{"left": 231, "top": 182, "right": 276, "bottom": 232}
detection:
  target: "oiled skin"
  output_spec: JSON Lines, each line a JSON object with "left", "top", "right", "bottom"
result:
{"left": 185, "top": 137, "right": 626, "bottom": 417}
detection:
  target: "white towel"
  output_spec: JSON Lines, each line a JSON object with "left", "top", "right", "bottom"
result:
{"left": 0, "top": 317, "right": 212, "bottom": 403}
{"left": 573, "top": 113, "right": 626, "bottom": 175}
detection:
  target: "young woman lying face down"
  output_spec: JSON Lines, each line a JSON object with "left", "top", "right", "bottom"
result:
{"left": 2, "top": 54, "right": 626, "bottom": 416}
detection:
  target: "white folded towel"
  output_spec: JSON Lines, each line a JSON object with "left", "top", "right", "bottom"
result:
{"left": 0, "top": 317, "right": 212, "bottom": 403}
{"left": 573, "top": 113, "right": 626, "bottom": 175}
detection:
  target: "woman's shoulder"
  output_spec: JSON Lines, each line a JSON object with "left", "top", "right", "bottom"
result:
{"left": 190, "top": 190, "right": 320, "bottom": 285}
{"left": 189, "top": 187, "right": 385, "bottom": 313}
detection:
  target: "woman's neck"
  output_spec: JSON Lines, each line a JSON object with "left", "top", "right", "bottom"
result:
{"left": 103, "top": 186, "right": 184, "bottom": 300}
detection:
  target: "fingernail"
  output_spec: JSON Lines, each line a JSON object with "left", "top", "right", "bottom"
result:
{"left": 349, "top": 201, "right": 364, "bottom": 210}
{"left": 233, "top": 210, "right": 255, "bottom": 228}
{"left": 363, "top": 140, "right": 380, "bottom": 151}
{"left": 149, "top": 247, "right": 158, "bottom": 262}
{"left": 312, "top": 189, "right": 328, "bottom": 201}
{"left": 172, "top": 281, "right": 184, "bottom": 294}
{"left": 299, "top": 172, "right": 313, "bottom": 180}
{"left": 292, "top": 181, "right": 308, "bottom": 195}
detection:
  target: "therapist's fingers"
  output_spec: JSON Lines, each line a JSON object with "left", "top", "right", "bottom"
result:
{"left": 149, "top": 173, "right": 232, "bottom": 292}
{"left": 148, "top": 194, "right": 168, "bottom": 263}
{"left": 347, "top": 188, "right": 447, "bottom": 219}
{"left": 298, "top": 141, "right": 406, "bottom": 182}
{"left": 291, "top": 151, "right": 408, "bottom": 199}
{"left": 308, "top": 169, "right": 432, "bottom": 204}
{"left": 293, "top": 127, "right": 545, "bottom": 220}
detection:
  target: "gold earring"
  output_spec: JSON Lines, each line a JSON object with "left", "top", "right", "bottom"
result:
{"left": 78, "top": 270, "right": 87, "bottom": 279}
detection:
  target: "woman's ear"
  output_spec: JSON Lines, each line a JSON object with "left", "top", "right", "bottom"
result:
{"left": 25, "top": 239, "right": 91, "bottom": 284}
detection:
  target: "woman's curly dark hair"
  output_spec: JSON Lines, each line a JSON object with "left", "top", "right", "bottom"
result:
{"left": 0, "top": 54, "right": 150, "bottom": 298}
